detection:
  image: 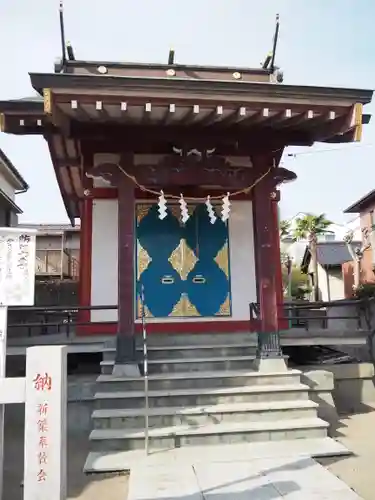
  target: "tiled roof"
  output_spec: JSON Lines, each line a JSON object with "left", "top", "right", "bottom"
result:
{"left": 301, "top": 241, "right": 360, "bottom": 272}
{"left": 316, "top": 241, "right": 355, "bottom": 266}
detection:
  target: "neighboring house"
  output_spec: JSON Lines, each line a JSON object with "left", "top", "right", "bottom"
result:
{"left": 300, "top": 241, "right": 357, "bottom": 301}
{"left": 0, "top": 148, "right": 28, "bottom": 226}
{"left": 280, "top": 212, "right": 361, "bottom": 264}
{"left": 22, "top": 224, "right": 80, "bottom": 280}
{"left": 343, "top": 190, "right": 375, "bottom": 286}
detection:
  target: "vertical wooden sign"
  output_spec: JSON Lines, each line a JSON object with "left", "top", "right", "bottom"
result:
{"left": 23, "top": 346, "right": 67, "bottom": 500}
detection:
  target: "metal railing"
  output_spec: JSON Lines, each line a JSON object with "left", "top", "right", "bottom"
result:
{"left": 70, "top": 255, "right": 80, "bottom": 280}
{"left": 7, "top": 304, "right": 117, "bottom": 338}
{"left": 139, "top": 285, "right": 149, "bottom": 455}
{"left": 250, "top": 298, "right": 370, "bottom": 331}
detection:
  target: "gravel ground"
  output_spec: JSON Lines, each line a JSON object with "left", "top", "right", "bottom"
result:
{"left": 318, "top": 403, "right": 375, "bottom": 500}
{"left": 3, "top": 406, "right": 129, "bottom": 500}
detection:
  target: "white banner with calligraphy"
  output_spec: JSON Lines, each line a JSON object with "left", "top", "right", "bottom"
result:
{"left": 0, "top": 228, "right": 36, "bottom": 306}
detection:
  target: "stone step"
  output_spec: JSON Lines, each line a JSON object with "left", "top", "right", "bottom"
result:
{"left": 94, "top": 383, "right": 310, "bottom": 409}
{"left": 92, "top": 400, "right": 319, "bottom": 430}
{"left": 100, "top": 355, "right": 256, "bottom": 374}
{"left": 89, "top": 417, "right": 329, "bottom": 452}
{"left": 102, "top": 343, "right": 257, "bottom": 362}
{"left": 84, "top": 437, "right": 351, "bottom": 473}
{"left": 96, "top": 369, "right": 301, "bottom": 392}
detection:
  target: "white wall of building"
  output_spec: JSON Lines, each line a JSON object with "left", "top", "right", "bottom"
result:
{"left": 317, "top": 264, "right": 329, "bottom": 302}
{"left": 0, "top": 171, "right": 19, "bottom": 226}
{"left": 313, "top": 263, "right": 345, "bottom": 302}
{"left": 326, "top": 268, "right": 345, "bottom": 301}
{"left": 91, "top": 199, "right": 119, "bottom": 322}
{"left": 90, "top": 199, "right": 257, "bottom": 323}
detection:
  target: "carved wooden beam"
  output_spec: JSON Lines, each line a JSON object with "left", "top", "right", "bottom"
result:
{"left": 88, "top": 153, "right": 256, "bottom": 189}
{"left": 73, "top": 123, "right": 312, "bottom": 151}
{"left": 86, "top": 148, "right": 296, "bottom": 192}
{"left": 250, "top": 149, "right": 296, "bottom": 191}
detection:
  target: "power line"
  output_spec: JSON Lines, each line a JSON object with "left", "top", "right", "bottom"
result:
{"left": 285, "top": 143, "right": 374, "bottom": 158}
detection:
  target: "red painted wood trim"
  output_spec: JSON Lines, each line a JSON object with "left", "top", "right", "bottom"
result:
{"left": 88, "top": 188, "right": 118, "bottom": 199}
{"left": 118, "top": 177, "right": 136, "bottom": 337}
{"left": 252, "top": 171, "right": 279, "bottom": 333}
{"left": 79, "top": 319, "right": 260, "bottom": 336}
{"left": 87, "top": 187, "right": 253, "bottom": 201}
{"left": 76, "top": 186, "right": 256, "bottom": 336}
{"left": 272, "top": 200, "right": 288, "bottom": 330}
{"left": 252, "top": 196, "right": 260, "bottom": 304}
{"left": 78, "top": 198, "right": 93, "bottom": 334}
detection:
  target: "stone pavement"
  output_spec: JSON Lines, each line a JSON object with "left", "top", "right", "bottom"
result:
{"left": 128, "top": 456, "right": 362, "bottom": 500}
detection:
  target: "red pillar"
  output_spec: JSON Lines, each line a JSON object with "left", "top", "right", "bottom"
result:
{"left": 271, "top": 197, "right": 288, "bottom": 330}
{"left": 252, "top": 161, "right": 282, "bottom": 357}
{"left": 114, "top": 174, "right": 137, "bottom": 368}
{"left": 78, "top": 197, "right": 92, "bottom": 334}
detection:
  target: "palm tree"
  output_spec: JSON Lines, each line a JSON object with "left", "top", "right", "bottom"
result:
{"left": 292, "top": 213, "right": 333, "bottom": 301}
{"left": 279, "top": 219, "right": 291, "bottom": 239}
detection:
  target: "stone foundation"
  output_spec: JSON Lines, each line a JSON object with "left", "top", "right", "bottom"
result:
{"left": 301, "top": 362, "right": 375, "bottom": 425}
{"left": 6, "top": 363, "right": 375, "bottom": 435}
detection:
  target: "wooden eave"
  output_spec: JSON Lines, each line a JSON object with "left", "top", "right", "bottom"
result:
{"left": 0, "top": 99, "right": 46, "bottom": 135}
{"left": 344, "top": 189, "right": 375, "bottom": 213}
{"left": 0, "top": 148, "right": 29, "bottom": 190}
{"left": 0, "top": 187, "right": 23, "bottom": 214}
{"left": 1, "top": 74, "right": 373, "bottom": 144}
{"left": 0, "top": 99, "right": 43, "bottom": 113}
{"left": 29, "top": 72, "right": 373, "bottom": 104}
{"left": 0, "top": 72, "right": 372, "bottom": 221}
{"left": 26, "top": 71, "right": 371, "bottom": 146}
{"left": 44, "top": 134, "right": 81, "bottom": 223}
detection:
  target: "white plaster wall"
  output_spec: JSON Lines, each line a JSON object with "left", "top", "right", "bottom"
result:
{"left": 90, "top": 199, "right": 118, "bottom": 321}
{"left": 90, "top": 200, "right": 257, "bottom": 323}
{"left": 316, "top": 264, "right": 345, "bottom": 302}
{"left": 226, "top": 200, "right": 257, "bottom": 320}
{"left": 317, "top": 264, "right": 329, "bottom": 302}
{"left": 327, "top": 268, "right": 345, "bottom": 301}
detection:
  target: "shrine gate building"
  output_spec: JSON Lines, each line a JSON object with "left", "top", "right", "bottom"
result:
{"left": 0, "top": 57, "right": 372, "bottom": 374}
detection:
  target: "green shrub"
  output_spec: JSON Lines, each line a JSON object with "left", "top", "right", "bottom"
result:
{"left": 353, "top": 282, "right": 375, "bottom": 299}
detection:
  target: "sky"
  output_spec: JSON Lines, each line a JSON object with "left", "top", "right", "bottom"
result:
{"left": 0, "top": 0, "right": 374, "bottom": 226}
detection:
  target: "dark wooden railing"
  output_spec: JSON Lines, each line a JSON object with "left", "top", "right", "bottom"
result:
{"left": 250, "top": 298, "right": 371, "bottom": 331}
{"left": 7, "top": 298, "right": 374, "bottom": 339}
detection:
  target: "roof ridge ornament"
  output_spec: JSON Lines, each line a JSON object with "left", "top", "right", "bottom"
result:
{"left": 58, "top": 1, "right": 67, "bottom": 70}
{"left": 56, "top": 1, "right": 77, "bottom": 73}
{"left": 261, "top": 14, "right": 284, "bottom": 84}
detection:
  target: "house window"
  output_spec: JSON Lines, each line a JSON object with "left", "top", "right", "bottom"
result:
{"left": 324, "top": 234, "right": 335, "bottom": 242}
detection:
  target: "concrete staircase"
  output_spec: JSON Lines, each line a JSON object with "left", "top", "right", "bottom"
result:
{"left": 84, "top": 333, "right": 331, "bottom": 471}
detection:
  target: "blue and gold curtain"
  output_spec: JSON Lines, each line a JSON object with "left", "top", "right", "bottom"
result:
{"left": 136, "top": 203, "right": 231, "bottom": 318}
